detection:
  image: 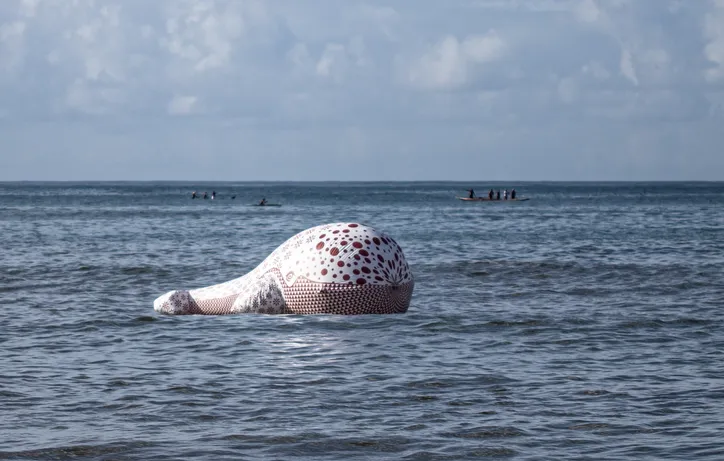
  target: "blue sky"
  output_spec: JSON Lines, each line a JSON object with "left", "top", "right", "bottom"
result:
{"left": 1, "top": 0, "right": 723, "bottom": 181}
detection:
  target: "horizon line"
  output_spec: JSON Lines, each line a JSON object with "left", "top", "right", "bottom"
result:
{"left": 1, "top": 179, "right": 723, "bottom": 184}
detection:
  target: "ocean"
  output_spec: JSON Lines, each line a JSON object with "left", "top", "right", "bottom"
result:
{"left": 1, "top": 182, "right": 722, "bottom": 460}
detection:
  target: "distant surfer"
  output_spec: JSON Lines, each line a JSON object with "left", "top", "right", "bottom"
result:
{"left": 203, "top": 192, "right": 208, "bottom": 200}
{"left": 211, "top": 191, "right": 216, "bottom": 200}
{"left": 511, "top": 189, "right": 516, "bottom": 199}
{"left": 503, "top": 189, "right": 508, "bottom": 200}
{"left": 259, "top": 198, "right": 267, "bottom": 206}
{"left": 496, "top": 190, "right": 500, "bottom": 200}
{"left": 191, "top": 191, "right": 197, "bottom": 199}
{"left": 488, "top": 189, "right": 494, "bottom": 200}
{"left": 231, "top": 195, "right": 236, "bottom": 200}
{"left": 467, "top": 189, "right": 475, "bottom": 199}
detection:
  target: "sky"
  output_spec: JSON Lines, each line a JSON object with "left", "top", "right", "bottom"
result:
{"left": 1, "top": 0, "right": 723, "bottom": 181}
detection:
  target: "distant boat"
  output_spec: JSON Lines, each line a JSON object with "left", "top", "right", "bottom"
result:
{"left": 456, "top": 196, "right": 529, "bottom": 202}
{"left": 250, "top": 203, "right": 282, "bottom": 207}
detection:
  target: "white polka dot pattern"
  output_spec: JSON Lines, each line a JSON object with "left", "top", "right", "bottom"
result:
{"left": 153, "top": 223, "right": 414, "bottom": 315}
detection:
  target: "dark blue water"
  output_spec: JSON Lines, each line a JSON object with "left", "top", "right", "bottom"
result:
{"left": 1, "top": 182, "right": 723, "bottom": 460}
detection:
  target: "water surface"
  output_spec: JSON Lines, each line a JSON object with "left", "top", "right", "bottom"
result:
{"left": 1, "top": 182, "right": 722, "bottom": 460}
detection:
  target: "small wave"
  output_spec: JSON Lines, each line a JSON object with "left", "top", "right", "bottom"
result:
{"left": 120, "top": 266, "right": 155, "bottom": 275}
{"left": 0, "top": 442, "right": 153, "bottom": 460}
{"left": 444, "top": 426, "right": 527, "bottom": 439}
{"left": 618, "top": 317, "right": 714, "bottom": 329}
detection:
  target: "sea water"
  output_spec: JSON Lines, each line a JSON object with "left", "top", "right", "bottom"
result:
{"left": 1, "top": 182, "right": 722, "bottom": 460}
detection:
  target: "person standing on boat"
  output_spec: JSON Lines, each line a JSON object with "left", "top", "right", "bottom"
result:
{"left": 496, "top": 190, "right": 500, "bottom": 200}
{"left": 503, "top": 189, "right": 508, "bottom": 200}
{"left": 511, "top": 189, "right": 516, "bottom": 199}
{"left": 488, "top": 189, "right": 494, "bottom": 200}
{"left": 467, "top": 189, "right": 476, "bottom": 199}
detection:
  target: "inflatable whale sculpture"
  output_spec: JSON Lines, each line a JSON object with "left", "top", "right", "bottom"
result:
{"left": 154, "top": 223, "right": 414, "bottom": 315}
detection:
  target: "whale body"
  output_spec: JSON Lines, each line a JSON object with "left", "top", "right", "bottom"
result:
{"left": 153, "top": 222, "right": 414, "bottom": 315}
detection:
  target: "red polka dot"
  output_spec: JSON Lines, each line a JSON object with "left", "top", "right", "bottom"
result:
{"left": 319, "top": 234, "right": 326, "bottom": 239}
{"left": 316, "top": 242, "right": 324, "bottom": 250}
{"left": 321, "top": 269, "right": 328, "bottom": 276}
{"left": 373, "top": 237, "right": 381, "bottom": 245}
{"left": 365, "top": 258, "right": 371, "bottom": 264}
{"left": 330, "top": 247, "right": 340, "bottom": 256}
{"left": 337, "top": 261, "right": 345, "bottom": 267}
{"left": 361, "top": 267, "right": 371, "bottom": 274}
{"left": 352, "top": 242, "right": 363, "bottom": 249}
{"left": 353, "top": 269, "right": 360, "bottom": 275}
{"left": 365, "top": 239, "right": 371, "bottom": 244}
{"left": 333, "top": 230, "right": 340, "bottom": 234}
{"left": 377, "top": 254, "right": 385, "bottom": 263}
{"left": 343, "top": 229, "right": 350, "bottom": 233}
{"left": 343, "top": 274, "right": 350, "bottom": 281}
{"left": 356, "top": 278, "right": 366, "bottom": 285}
{"left": 354, "top": 254, "right": 361, "bottom": 261}
{"left": 359, "top": 249, "right": 369, "bottom": 256}
{"left": 348, "top": 223, "right": 358, "bottom": 227}
{"left": 375, "top": 276, "right": 384, "bottom": 281}
{"left": 340, "top": 240, "right": 347, "bottom": 246}
{"left": 381, "top": 237, "right": 389, "bottom": 244}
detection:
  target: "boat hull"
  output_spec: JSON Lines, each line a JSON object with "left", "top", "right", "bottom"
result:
{"left": 456, "top": 197, "right": 529, "bottom": 202}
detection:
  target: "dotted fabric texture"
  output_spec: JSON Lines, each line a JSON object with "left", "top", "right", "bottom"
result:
{"left": 154, "top": 222, "right": 414, "bottom": 315}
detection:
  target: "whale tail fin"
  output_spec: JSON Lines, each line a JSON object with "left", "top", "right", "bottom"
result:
{"left": 154, "top": 273, "right": 288, "bottom": 315}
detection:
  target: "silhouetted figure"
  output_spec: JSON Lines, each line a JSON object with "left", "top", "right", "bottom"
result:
{"left": 259, "top": 198, "right": 267, "bottom": 206}
{"left": 511, "top": 189, "right": 516, "bottom": 199}
{"left": 496, "top": 190, "right": 500, "bottom": 200}
{"left": 191, "top": 191, "right": 197, "bottom": 199}
{"left": 467, "top": 189, "right": 475, "bottom": 199}
{"left": 203, "top": 192, "right": 208, "bottom": 199}
{"left": 488, "top": 189, "right": 494, "bottom": 200}
{"left": 211, "top": 191, "right": 216, "bottom": 200}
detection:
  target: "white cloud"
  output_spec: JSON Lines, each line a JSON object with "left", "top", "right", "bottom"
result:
{"left": 619, "top": 48, "right": 638, "bottom": 85}
{"left": 406, "top": 30, "right": 505, "bottom": 90}
{"left": 158, "top": 1, "right": 243, "bottom": 73}
{"left": 19, "top": 0, "right": 39, "bottom": 18}
{"left": 582, "top": 60, "right": 611, "bottom": 80}
{"left": 316, "top": 43, "right": 347, "bottom": 81}
{"left": 704, "top": 0, "right": 724, "bottom": 82}
{"left": 167, "top": 95, "right": 197, "bottom": 115}
{"left": 575, "top": 0, "right": 604, "bottom": 24}
{"left": 0, "top": 21, "right": 26, "bottom": 75}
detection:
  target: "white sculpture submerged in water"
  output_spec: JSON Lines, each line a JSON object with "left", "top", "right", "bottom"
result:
{"left": 154, "top": 222, "right": 414, "bottom": 315}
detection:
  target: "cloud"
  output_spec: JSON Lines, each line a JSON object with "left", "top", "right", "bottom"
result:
{"left": 0, "top": 0, "right": 722, "bottom": 180}
{"left": 406, "top": 30, "right": 505, "bottom": 90}
{"left": 167, "top": 95, "right": 198, "bottom": 115}
{"left": 704, "top": 0, "right": 724, "bottom": 82}
{"left": 0, "top": 20, "right": 26, "bottom": 75}
{"left": 619, "top": 48, "right": 638, "bottom": 85}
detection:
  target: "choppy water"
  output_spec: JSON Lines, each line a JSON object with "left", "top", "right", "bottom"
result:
{"left": 1, "top": 182, "right": 723, "bottom": 460}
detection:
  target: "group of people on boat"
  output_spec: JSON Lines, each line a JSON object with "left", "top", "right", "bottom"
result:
{"left": 467, "top": 188, "right": 517, "bottom": 200}
{"left": 191, "top": 191, "right": 236, "bottom": 200}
